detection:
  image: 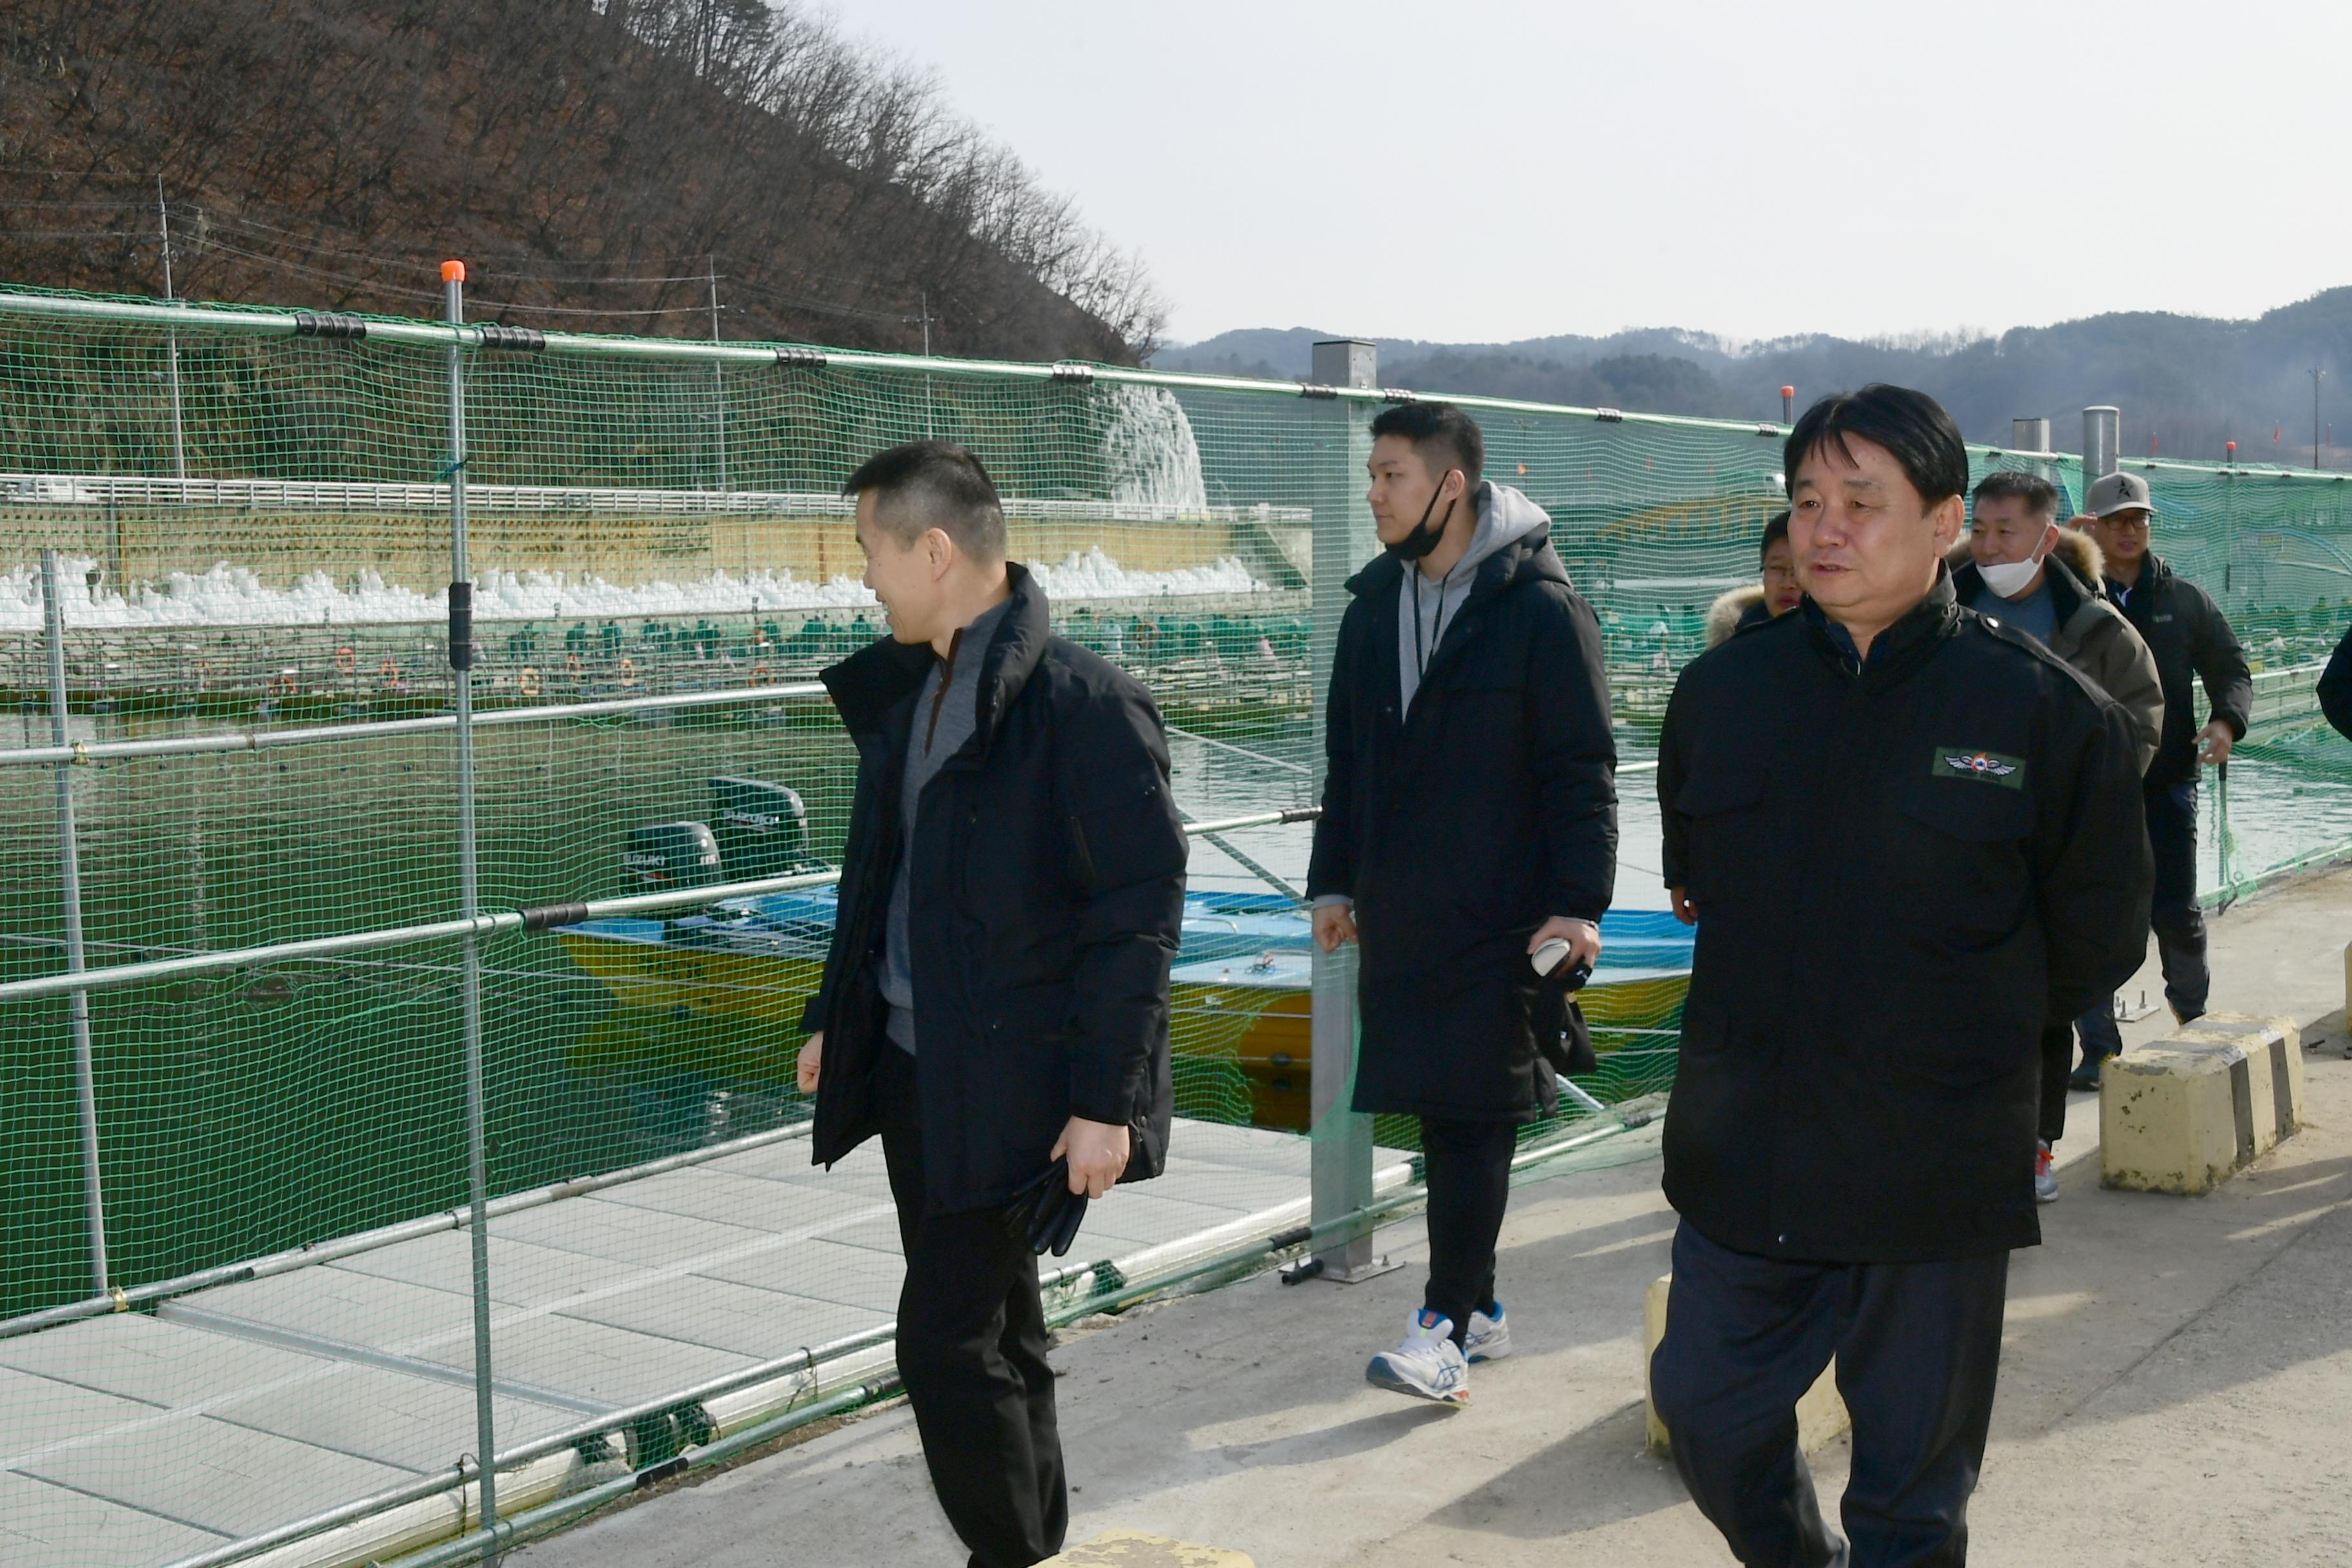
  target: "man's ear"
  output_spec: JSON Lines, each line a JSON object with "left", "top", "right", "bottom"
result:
{"left": 1929, "top": 493, "right": 1965, "bottom": 553}
{"left": 923, "top": 526, "right": 956, "bottom": 578}
{"left": 2037, "top": 521, "right": 2061, "bottom": 560}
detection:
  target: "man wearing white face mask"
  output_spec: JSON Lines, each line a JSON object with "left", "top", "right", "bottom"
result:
{"left": 1950, "top": 469, "right": 2161, "bottom": 1201}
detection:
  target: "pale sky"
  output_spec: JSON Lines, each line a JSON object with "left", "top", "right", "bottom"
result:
{"left": 841, "top": 0, "right": 2352, "bottom": 347}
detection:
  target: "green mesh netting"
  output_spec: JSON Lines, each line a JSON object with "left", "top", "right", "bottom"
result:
{"left": 1, "top": 284, "right": 2347, "bottom": 1565}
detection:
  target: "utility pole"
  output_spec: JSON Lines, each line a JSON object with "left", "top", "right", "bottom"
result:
{"left": 708, "top": 257, "right": 727, "bottom": 493}
{"left": 157, "top": 177, "right": 188, "bottom": 480}
{"left": 919, "top": 290, "right": 935, "bottom": 437}
{"left": 2314, "top": 367, "right": 2326, "bottom": 471}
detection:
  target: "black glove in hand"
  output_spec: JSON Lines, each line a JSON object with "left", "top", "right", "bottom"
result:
{"left": 1003, "top": 1159, "right": 1089, "bottom": 1257}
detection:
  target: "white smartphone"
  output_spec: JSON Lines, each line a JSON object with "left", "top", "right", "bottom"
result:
{"left": 1531, "top": 937, "right": 1573, "bottom": 976}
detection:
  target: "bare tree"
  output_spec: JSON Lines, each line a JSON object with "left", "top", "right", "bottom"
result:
{"left": 0, "top": 0, "right": 1168, "bottom": 361}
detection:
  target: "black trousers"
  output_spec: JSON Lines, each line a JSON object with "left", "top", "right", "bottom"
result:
{"left": 875, "top": 1045, "right": 1066, "bottom": 1568}
{"left": 2079, "top": 778, "right": 2208, "bottom": 1062}
{"left": 1419, "top": 1115, "right": 1520, "bottom": 1344}
{"left": 2035, "top": 1020, "right": 2072, "bottom": 1146}
{"left": 1650, "top": 1222, "right": 2009, "bottom": 1568}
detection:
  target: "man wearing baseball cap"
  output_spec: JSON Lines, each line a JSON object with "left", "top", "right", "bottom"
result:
{"left": 2073, "top": 470, "right": 2251, "bottom": 1086}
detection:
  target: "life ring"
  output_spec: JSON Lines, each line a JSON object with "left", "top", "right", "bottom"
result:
{"left": 335, "top": 645, "right": 356, "bottom": 675}
{"left": 749, "top": 663, "right": 772, "bottom": 687}
{"left": 517, "top": 666, "right": 542, "bottom": 698}
{"left": 565, "top": 652, "right": 583, "bottom": 678}
{"left": 378, "top": 656, "right": 400, "bottom": 686}
{"left": 618, "top": 657, "right": 638, "bottom": 688}
{"left": 273, "top": 671, "right": 298, "bottom": 697}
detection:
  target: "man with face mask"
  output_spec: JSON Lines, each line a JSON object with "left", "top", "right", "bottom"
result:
{"left": 1949, "top": 470, "right": 2162, "bottom": 1201}
{"left": 1309, "top": 400, "right": 1618, "bottom": 1405}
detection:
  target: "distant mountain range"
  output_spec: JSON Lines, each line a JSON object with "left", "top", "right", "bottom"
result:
{"left": 1151, "top": 294, "right": 2352, "bottom": 466}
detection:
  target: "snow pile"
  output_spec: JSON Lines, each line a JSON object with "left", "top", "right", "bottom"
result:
{"left": 1, "top": 549, "right": 1268, "bottom": 631}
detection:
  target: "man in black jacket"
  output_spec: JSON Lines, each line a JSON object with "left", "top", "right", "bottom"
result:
{"left": 2319, "top": 620, "right": 2352, "bottom": 741}
{"left": 794, "top": 441, "right": 1187, "bottom": 1568}
{"left": 1651, "top": 386, "right": 2150, "bottom": 1567}
{"left": 1307, "top": 402, "right": 1618, "bottom": 1405}
{"left": 1948, "top": 470, "right": 2164, "bottom": 1202}
{"left": 2071, "top": 469, "right": 2252, "bottom": 1087}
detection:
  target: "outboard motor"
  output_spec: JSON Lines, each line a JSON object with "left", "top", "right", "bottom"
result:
{"left": 625, "top": 821, "right": 722, "bottom": 888}
{"left": 707, "top": 777, "right": 813, "bottom": 878}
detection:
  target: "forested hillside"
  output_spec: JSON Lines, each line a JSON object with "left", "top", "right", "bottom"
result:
{"left": 0, "top": 0, "right": 1164, "bottom": 360}
{"left": 1159, "top": 294, "right": 2352, "bottom": 465}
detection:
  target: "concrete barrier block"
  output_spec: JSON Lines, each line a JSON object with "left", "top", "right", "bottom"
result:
{"left": 1041, "top": 1530, "right": 1255, "bottom": 1567}
{"left": 2101, "top": 1014, "right": 2301, "bottom": 1194}
{"left": 1643, "top": 1273, "right": 1847, "bottom": 1458}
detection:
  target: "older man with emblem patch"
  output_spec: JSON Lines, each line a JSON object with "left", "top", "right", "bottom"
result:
{"left": 1651, "top": 384, "right": 2151, "bottom": 1567}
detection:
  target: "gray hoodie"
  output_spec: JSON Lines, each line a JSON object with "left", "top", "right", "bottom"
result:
{"left": 1398, "top": 481, "right": 1554, "bottom": 716}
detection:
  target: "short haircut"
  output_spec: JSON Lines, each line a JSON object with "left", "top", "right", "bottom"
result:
{"left": 1972, "top": 469, "right": 2060, "bottom": 524}
{"left": 1784, "top": 384, "right": 1969, "bottom": 511}
{"left": 841, "top": 440, "right": 1007, "bottom": 562}
{"left": 1369, "top": 401, "right": 1485, "bottom": 484}
{"left": 1759, "top": 509, "right": 1791, "bottom": 564}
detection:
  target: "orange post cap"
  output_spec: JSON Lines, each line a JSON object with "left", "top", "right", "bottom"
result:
{"left": 441, "top": 260, "right": 466, "bottom": 282}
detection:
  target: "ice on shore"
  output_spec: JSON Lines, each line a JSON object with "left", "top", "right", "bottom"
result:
{"left": 0, "top": 549, "right": 1268, "bottom": 631}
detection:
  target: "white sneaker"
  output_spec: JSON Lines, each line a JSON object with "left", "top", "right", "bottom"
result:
{"left": 1464, "top": 1303, "right": 1513, "bottom": 1363}
{"left": 1366, "top": 1309, "right": 1470, "bottom": 1404}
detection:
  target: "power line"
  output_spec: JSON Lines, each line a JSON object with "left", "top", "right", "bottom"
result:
{"left": 196, "top": 210, "right": 743, "bottom": 282}
{"left": 4, "top": 198, "right": 931, "bottom": 331}
{"left": 464, "top": 299, "right": 718, "bottom": 318}
{"left": 192, "top": 238, "right": 442, "bottom": 301}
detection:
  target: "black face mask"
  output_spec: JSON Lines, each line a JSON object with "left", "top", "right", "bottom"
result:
{"left": 1388, "top": 469, "right": 1462, "bottom": 562}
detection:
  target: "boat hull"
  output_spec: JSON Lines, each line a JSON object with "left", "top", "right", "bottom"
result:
{"left": 554, "top": 894, "right": 1690, "bottom": 1132}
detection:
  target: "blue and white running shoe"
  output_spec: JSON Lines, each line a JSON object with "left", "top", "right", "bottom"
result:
{"left": 1366, "top": 1309, "right": 1470, "bottom": 1404}
{"left": 1464, "top": 1302, "right": 1513, "bottom": 1363}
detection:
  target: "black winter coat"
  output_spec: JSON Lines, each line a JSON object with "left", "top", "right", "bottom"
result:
{"left": 1658, "top": 575, "right": 2151, "bottom": 1262}
{"left": 2320, "top": 622, "right": 2352, "bottom": 742}
{"left": 1306, "top": 529, "right": 1618, "bottom": 1122}
{"left": 2104, "top": 552, "right": 2251, "bottom": 790}
{"left": 803, "top": 566, "right": 1188, "bottom": 1214}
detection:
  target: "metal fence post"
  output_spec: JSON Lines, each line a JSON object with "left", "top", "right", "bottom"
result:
{"left": 157, "top": 181, "right": 188, "bottom": 480}
{"left": 41, "top": 549, "right": 108, "bottom": 1296}
{"left": 1303, "top": 340, "right": 1395, "bottom": 1283}
{"left": 2084, "top": 406, "right": 2120, "bottom": 483}
{"left": 442, "top": 260, "right": 501, "bottom": 1563}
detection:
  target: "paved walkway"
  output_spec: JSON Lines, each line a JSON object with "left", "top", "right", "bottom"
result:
{"left": 0, "top": 1118, "right": 1384, "bottom": 1567}
{"left": 513, "top": 865, "right": 2352, "bottom": 1567}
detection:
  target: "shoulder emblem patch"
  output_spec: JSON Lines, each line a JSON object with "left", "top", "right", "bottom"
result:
{"left": 1932, "top": 747, "right": 2026, "bottom": 789}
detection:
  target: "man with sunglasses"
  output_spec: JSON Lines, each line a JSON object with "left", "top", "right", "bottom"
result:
{"left": 1309, "top": 400, "right": 1618, "bottom": 1405}
{"left": 2072, "top": 471, "right": 2251, "bottom": 1086}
